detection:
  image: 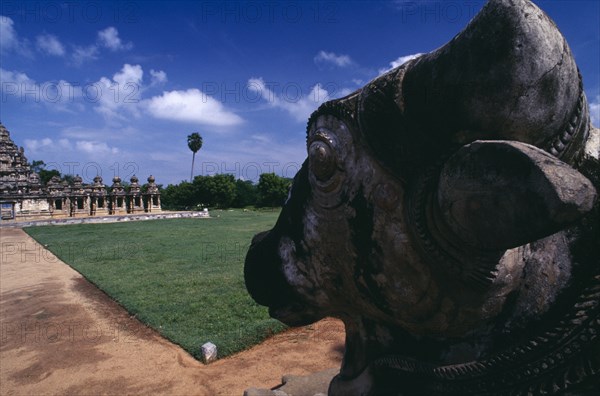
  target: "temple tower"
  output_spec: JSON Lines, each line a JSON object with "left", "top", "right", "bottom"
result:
{"left": 69, "top": 175, "right": 90, "bottom": 217}
{"left": 127, "top": 175, "right": 144, "bottom": 213}
{"left": 109, "top": 176, "right": 127, "bottom": 215}
{"left": 90, "top": 176, "right": 109, "bottom": 216}
{"left": 0, "top": 123, "right": 50, "bottom": 219}
{"left": 143, "top": 175, "right": 161, "bottom": 212}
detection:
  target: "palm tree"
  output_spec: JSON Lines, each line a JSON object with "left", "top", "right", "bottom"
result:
{"left": 187, "top": 132, "right": 203, "bottom": 182}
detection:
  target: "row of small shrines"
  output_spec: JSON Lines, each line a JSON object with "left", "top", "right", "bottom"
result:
{"left": 0, "top": 175, "right": 161, "bottom": 221}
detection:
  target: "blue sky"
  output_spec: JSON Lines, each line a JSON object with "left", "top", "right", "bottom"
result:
{"left": 1, "top": 0, "right": 598, "bottom": 186}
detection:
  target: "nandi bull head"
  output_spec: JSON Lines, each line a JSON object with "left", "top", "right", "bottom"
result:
{"left": 245, "top": 0, "right": 600, "bottom": 394}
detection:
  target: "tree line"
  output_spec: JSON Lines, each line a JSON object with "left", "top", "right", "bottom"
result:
{"left": 28, "top": 134, "right": 291, "bottom": 210}
{"left": 178, "top": 132, "right": 292, "bottom": 209}
{"left": 160, "top": 173, "right": 291, "bottom": 210}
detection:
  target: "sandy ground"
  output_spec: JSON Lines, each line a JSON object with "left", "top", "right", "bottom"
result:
{"left": 0, "top": 228, "right": 344, "bottom": 395}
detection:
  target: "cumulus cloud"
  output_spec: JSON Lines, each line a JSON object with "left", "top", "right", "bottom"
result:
{"left": 0, "top": 67, "right": 35, "bottom": 86}
{"left": 314, "top": 50, "right": 353, "bottom": 68}
{"left": 0, "top": 16, "right": 18, "bottom": 52}
{"left": 36, "top": 34, "right": 65, "bottom": 56}
{"left": 113, "top": 63, "right": 143, "bottom": 87}
{"left": 378, "top": 53, "right": 423, "bottom": 75}
{"left": 0, "top": 15, "right": 32, "bottom": 57}
{"left": 21, "top": 62, "right": 230, "bottom": 127}
{"left": 76, "top": 140, "right": 120, "bottom": 155}
{"left": 4, "top": 60, "right": 238, "bottom": 128}
{"left": 72, "top": 45, "right": 99, "bottom": 66}
{"left": 248, "top": 77, "right": 331, "bottom": 122}
{"left": 0, "top": 67, "right": 81, "bottom": 109}
{"left": 24, "top": 138, "right": 73, "bottom": 153}
{"left": 150, "top": 69, "right": 167, "bottom": 85}
{"left": 25, "top": 137, "right": 119, "bottom": 161}
{"left": 68, "top": 27, "right": 132, "bottom": 65}
{"left": 144, "top": 89, "right": 244, "bottom": 127}
{"left": 590, "top": 95, "right": 600, "bottom": 128}
{"left": 94, "top": 64, "right": 143, "bottom": 120}
{"left": 98, "top": 27, "right": 132, "bottom": 51}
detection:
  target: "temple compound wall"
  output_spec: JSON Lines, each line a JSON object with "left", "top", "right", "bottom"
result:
{"left": 0, "top": 123, "right": 161, "bottom": 222}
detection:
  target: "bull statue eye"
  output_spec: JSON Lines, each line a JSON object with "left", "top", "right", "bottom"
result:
{"left": 309, "top": 140, "right": 336, "bottom": 182}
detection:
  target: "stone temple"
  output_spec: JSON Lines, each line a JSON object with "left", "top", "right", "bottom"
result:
{"left": 0, "top": 123, "right": 161, "bottom": 222}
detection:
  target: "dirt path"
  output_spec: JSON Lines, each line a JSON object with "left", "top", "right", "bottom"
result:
{"left": 0, "top": 228, "right": 344, "bottom": 395}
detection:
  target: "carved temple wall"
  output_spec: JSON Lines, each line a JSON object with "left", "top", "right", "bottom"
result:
{"left": 0, "top": 123, "right": 162, "bottom": 222}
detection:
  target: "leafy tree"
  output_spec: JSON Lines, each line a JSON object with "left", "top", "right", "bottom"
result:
{"left": 187, "top": 132, "right": 203, "bottom": 182}
{"left": 194, "top": 174, "right": 236, "bottom": 208}
{"left": 233, "top": 179, "right": 258, "bottom": 208}
{"left": 257, "top": 173, "right": 290, "bottom": 207}
{"left": 30, "top": 160, "right": 45, "bottom": 173}
{"left": 30, "top": 160, "right": 60, "bottom": 185}
{"left": 160, "top": 173, "right": 289, "bottom": 210}
{"left": 161, "top": 182, "right": 196, "bottom": 210}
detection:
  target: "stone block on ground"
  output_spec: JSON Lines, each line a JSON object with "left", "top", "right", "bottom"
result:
{"left": 200, "top": 342, "right": 217, "bottom": 364}
{"left": 243, "top": 368, "right": 338, "bottom": 396}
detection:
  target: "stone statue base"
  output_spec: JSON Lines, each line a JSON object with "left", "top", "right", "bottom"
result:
{"left": 244, "top": 368, "right": 338, "bottom": 396}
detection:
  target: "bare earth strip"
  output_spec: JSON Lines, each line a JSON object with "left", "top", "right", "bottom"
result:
{"left": 0, "top": 228, "right": 344, "bottom": 395}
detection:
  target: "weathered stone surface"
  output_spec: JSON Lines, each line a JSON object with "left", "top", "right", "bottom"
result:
{"left": 243, "top": 368, "right": 338, "bottom": 396}
{"left": 244, "top": 0, "right": 600, "bottom": 394}
{"left": 0, "top": 123, "right": 163, "bottom": 221}
{"left": 438, "top": 140, "right": 596, "bottom": 249}
{"left": 243, "top": 388, "right": 276, "bottom": 396}
{"left": 200, "top": 342, "right": 217, "bottom": 364}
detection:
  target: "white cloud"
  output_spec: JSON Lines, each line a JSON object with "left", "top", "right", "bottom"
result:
{"left": 25, "top": 137, "right": 118, "bottom": 154}
{"left": 336, "top": 87, "right": 354, "bottom": 98}
{"left": 314, "top": 50, "right": 353, "bottom": 68}
{"left": 0, "top": 15, "right": 32, "bottom": 57}
{"left": 24, "top": 138, "right": 53, "bottom": 152}
{"left": 0, "top": 16, "right": 18, "bottom": 52}
{"left": 98, "top": 27, "right": 132, "bottom": 51}
{"left": 76, "top": 140, "right": 120, "bottom": 155}
{"left": 248, "top": 77, "right": 331, "bottom": 122}
{"left": 87, "top": 64, "right": 240, "bottom": 127}
{"left": 24, "top": 137, "right": 73, "bottom": 153}
{"left": 0, "top": 67, "right": 35, "bottom": 86}
{"left": 72, "top": 45, "right": 99, "bottom": 65}
{"left": 590, "top": 95, "right": 599, "bottom": 128}
{"left": 69, "top": 27, "right": 131, "bottom": 64}
{"left": 144, "top": 89, "right": 244, "bottom": 127}
{"left": 94, "top": 64, "right": 143, "bottom": 120}
{"left": 0, "top": 67, "right": 81, "bottom": 109}
{"left": 61, "top": 125, "right": 138, "bottom": 141}
{"left": 150, "top": 69, "right": 167, "bottom": 85}
{"left": 378, "top": 53, "right": 423, "bottom": 75}
{"left": 113, "top": 63, "right": 143, "bottom": 87}
{"left": 36, "top": 34, "right": 65, "bottom": 56}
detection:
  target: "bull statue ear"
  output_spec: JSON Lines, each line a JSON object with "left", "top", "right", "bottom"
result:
{"left": 437, "top": 140, "right": 597, "bottom": 250}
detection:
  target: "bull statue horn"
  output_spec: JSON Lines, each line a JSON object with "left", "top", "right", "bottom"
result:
{"left": 436, "top": 140, "right": 597, "bottom": 250}
{"left": 356, "top": 0, "right": 589, "bottom": 176}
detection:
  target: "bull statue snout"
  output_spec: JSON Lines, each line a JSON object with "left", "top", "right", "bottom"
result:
{"left": 244, "top": 0, "right": 600, "bottom": 394}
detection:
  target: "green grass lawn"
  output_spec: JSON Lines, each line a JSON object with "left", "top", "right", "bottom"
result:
{"left": 24, "top": 209, "right": 286, "bottom": 360}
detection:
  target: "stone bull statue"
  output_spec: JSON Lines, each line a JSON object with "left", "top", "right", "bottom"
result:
{"left": 244, "top": 0, "right": 600, "bottom": 394}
